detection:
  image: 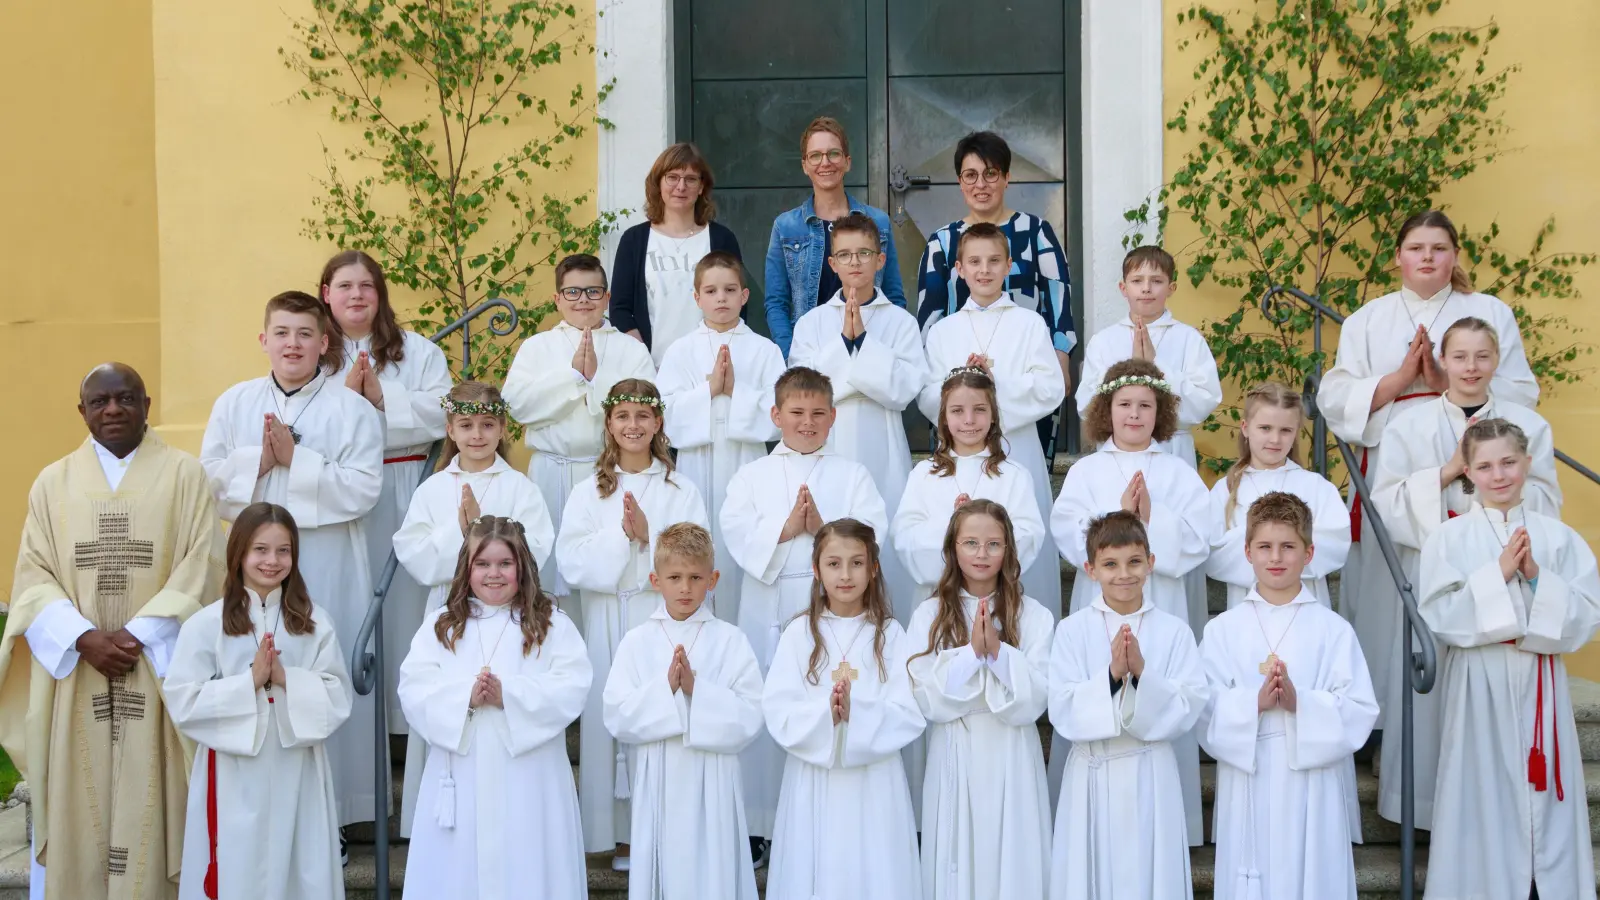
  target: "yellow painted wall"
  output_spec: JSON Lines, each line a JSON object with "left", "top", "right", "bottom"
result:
{"left": 0, "top": 1, "right": 163, "bottom": 608}
{"left": 0, "top": 0, "right": 595, "bottom": 605}
{"left": 1162, "top": 0, "right": 1600, "bottom": 676}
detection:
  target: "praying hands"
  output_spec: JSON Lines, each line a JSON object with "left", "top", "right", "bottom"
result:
{"left": 830, "top": 676, "right": 852, "bottom": 725}
{"left": 259, "top": 413, "right": 296, "bottom": 476}
{"left": 666, "top": 645, "right": 696, "bottom": 697}
{"left": 1258, "top": 658, "right": 1298, "bottom": 713}
{"left": 1108, "top": 624, "right": 1145, "bottom": 682}
{"left": 708, "top": 345, "right": 736, "bottom": 397}
{"left": 622, "top": 491, "right": 651, "bottom": 544}
{"left": 469, "top": 670, "right": 503, "bottom": 710}
{"left": 344, "top": 350, "right": 386, "bottom": 411}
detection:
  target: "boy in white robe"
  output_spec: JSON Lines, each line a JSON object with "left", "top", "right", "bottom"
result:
{"left": 1200, "top": 492, "right": 1378, "bottom": 900}
{"left": 603, "top": 523, "right": 765, "bottom": 900}
{"left": 1418, "top": 417, "right": 1600, "bottom": 900}
{"left": 200, "top": 290, "right": 384, "bottom": 836}
{"left": 555, "top": 379, "right": 710, "bottom": 864}
{"left": 503, "top": 253, "right": 656, "bottom": 607}
{"left": 787, "top": 212, "right": 928, "bottom": 621}
{"left": 321, "top": 251, "right": 453, "bottom": 737}
{"left": 1317, "top": 210, "right": 1538, "bottom": 717}
{"left": 918, "top": 223, "right": 1067, "bottom": 616}
{"left": 720, "top": 366, "right": 889, "bottom": 848}
{"left": 657, "top": 251, "right": 786, "bottom": 625}
{"left": 399, "top": 516, "right": 592, "bottom": 900}
{"left": 1369, "top": 316, "right": 1560, "bottom": 831}
{"left": 907, "top": 500, "right": 1053, "bottom": 900}
{"left": 1050, "top": 511, "right": 1207, "bottom": 900}
{"left": 391, "top": 382, "right": 555, "bottom": 835}
{"left": 764, "top": 519, "right": 925, "bottom": 900}
{"left": 165, "top": 502, "right": 352, "bottom": 900}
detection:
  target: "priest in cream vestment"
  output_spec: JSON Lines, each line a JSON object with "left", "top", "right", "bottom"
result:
{"left": 0, "top": 363, "right": 223, "bottom": 900}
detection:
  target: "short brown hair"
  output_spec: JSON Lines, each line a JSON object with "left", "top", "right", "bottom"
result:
{"left": 1085, "top": 511, "right": 1151, "bottom": 562}
{"left": 774, "top": 366, "right": 834, "bottom": 408}
{"left": 694, "top": 250, "right": 745, "bottom": 290}
{"left": 1081, "top": 359, "right": 1180, "bottom": 445}
{"left": 1122, "top": 246, "right": 1176, "bottom": 280}
{"left": 832, "top": 212, "right": 881, "bottom": 251}
{"left": 956, "top": 222, "right": 1009, "bottom": 260}
{"left": 555, "top": 253, "right": 608, "bottom": 290}
{"left": 654, "top": 522, "right": 715, "bottom": 570}
{"left": 1245, "top": 491, "right": 1313, "bottom": 545}
{"left": 644, "top": 143, "right": 717, "bottom": 225}
{"left": 264, "top": 290, "right": 342, "bottom": 374}
{"left": 800, "top": 116, "right": 851, "bottom": 159}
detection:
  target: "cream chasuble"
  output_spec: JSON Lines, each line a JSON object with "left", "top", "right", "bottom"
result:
{"left": 0, "top": 434, "right": 223, "bottom": 900}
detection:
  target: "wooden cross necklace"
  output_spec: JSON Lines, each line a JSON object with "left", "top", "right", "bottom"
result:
{"left": 658, "top": 617, "right": 707, "bottom": 678}
{"left": 1251, "top": 597, "right": 1304, "bottom": 676}
{"left": 823, "top": 614, "right": 870, "bottom": 684}
{"left": 475, "top": 602, "right": 517, "bottom": 675}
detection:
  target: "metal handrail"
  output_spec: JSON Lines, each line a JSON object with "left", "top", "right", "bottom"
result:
{"left": 346, "top": 297, "right": 521, "bottom": 900}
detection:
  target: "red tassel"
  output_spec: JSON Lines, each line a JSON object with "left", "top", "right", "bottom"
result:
{"left": 204, "top": 748, "right": 219, "bottom": 898}
{"left": 1528, "top": 747, "right": 1548, "bottom": 792}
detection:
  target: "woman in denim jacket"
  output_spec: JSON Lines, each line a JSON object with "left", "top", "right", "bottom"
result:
{"left": 763, "top": 117, "right": 906, "bottom": 358}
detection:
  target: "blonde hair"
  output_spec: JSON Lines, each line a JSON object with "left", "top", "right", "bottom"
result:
{"left": 595, "top": 379, "right": 676, "bottom": 500}
{"left": 1224, "top": 382, "right": 1306, "bottom": 529}
{"left": 1439, "top": 316, "right": 1500, "bottom": 356}
{"left": 654, "top": 522, "right": 714, "bottom": 571}
{"left": 1461, "top": 417, "right": 1530, "bottom": 465}
{"left": 437, "top": 381, "right": 512, "bottom": 472}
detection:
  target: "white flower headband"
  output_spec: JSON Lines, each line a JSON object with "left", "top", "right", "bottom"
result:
{"left": 1095, "top": 373, "right": 1173, "bottom": 396}
{"left": 943, "top": 365, "right": 990, "bottom": 383}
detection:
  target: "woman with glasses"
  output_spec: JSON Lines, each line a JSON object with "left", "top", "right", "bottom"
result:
{"left": 763, "top": 117, "right": 906, "bottom": 358}
{"left": 914, "top": 131, "right": 1077, "bottom": 454}
{"left": 610, "top": 143, "right": 744, "bottom": 365}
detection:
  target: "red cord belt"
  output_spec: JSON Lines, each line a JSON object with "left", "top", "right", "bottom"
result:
{"left": 384, "top": 454, "right": 428, "bottom": 465}
{"left": 1501, "top": 643, "right": 1564, "bottom": 800}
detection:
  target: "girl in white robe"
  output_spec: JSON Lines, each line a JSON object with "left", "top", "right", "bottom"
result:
{"left": 1317, "top": 210, "right": 1538, "bottom": 717}
{"left": 1417, "top": 418, "right": 1600, "bottom": 900}
{"left": 1200, "top": 493, "right": 1379, "bottom": 900}
{"left": 554, "top": 379, "right": 710, "bottom": 859}
{"left": 399, "top": 515, "right": 592, "bottom": 900}
{"left": 603, "top": 522, "right": 765, "bottom": 900}
{"left": 788, "top": 283, "right": 929, "bottom": 620}
{"left": 165, "top": 503, "right": 353, "bottom": 900}
{"left": 764, "top": 519, "right": 926, "bottom": 900}
{"left": 200, "top": 292, "right": 385, "bottom": 828}
{"left": 907, "top": 500, "right": 1053, "bottom": 900}
{"left": 1370, "top": 317, "right": 1560, "bottom": 830}
{"left": 391, "top": 382, "right": 556, "bottom": 835}
{"left": 898, "top": 367, "right": 1047, "bottom": 613}
{"left": 1206, "top": 382, "right": 1350, "bottom": 608}
{"left": 657, "top": 284, "right": 786, "bottom": 626}
{"left": 921, "top": 291, "right": 1067, "bottom": 618}
{"left": 503, "top": 264, "right": 657, "bottom": 604}
{"left": 1050, "top": 511, "right": 1207, "bottom": 900}
{"left": 321, "top": 251, "right": 453, "bottom": 736}
{"left": 719, "top": 366, "right": 890, "bottom": 840}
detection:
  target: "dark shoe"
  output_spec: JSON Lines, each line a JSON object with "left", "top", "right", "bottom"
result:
{"left": 749, "top": 837, "right": 770, "bottom": 870}
{"left": 340, "top": 828, "right": 350, "bottom": 867}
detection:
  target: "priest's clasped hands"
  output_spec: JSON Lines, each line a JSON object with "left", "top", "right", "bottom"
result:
{"left": 250, "top": 633, "right": 287, "bottom": 691}
{"left": 75, "top": 628, "right": 146, "bottom": 679}
{"left": 1108, "top": 624, "right": 1146, "bottom": 682}
{"left": 257, "top": 414, "right": 297, "bottom": 477}
{"left": 666, "top": 645, "right": 696, "bottom": 697}
{"left": 1498, "top": 527, "right": 1541, "bottom": 583}
{"left": 1258, "top": 659, "right": 1299, "bottom": 713}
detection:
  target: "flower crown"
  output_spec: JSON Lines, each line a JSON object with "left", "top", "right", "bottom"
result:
{"left": 943, "top": 365, "right": 991, "bottom": 383}
{"left": 441, "top": 396, "right": 509, "bottom": 417}
{"left": 602, "top": 392, "right": 665, "bottom": 413}
{"left": 1095, "top": 374, "right": 1173, "bottom": 396}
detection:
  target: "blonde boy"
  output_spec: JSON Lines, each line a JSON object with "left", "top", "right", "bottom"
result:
{"left": 603, "top": 523, "right": 765, "bottom": 898}
{"left": 1074, "top": 246, "right": 1221, "bottom": 470}
{"left": 503, "top": 253, "right": 655, "bottom": 603}
{"left": 657, "top": 252, "right": 786, "bottom": 625}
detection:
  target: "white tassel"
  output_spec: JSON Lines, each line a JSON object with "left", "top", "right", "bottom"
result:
{"left": 614, "top": 748, "right": 631, "bottom": 799}
{"left": 1237, "top": 867, "right": 1262, "bottom": 900}
{"left": 434, "top": 774, "right": 456, "bottom": 829}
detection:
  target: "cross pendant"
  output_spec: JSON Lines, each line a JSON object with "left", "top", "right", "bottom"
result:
{"left": 831, "top": 660, "right": 859, "bottom": 684}
{"left": 1258, "top": 653, "right": 1280, "bottom": 676}
{"left": 481, "top": 666, "right": 491, "bottom": 675}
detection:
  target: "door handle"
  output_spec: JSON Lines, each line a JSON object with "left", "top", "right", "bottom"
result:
{"left": 889, "top": 165, "right": 932, "bottom": 224}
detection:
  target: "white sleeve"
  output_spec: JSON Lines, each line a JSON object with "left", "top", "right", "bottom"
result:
{"left": 275, "top": 617, "right": 355, "bottom": 749}
{"left": 720, "top": 467, "right": 789, "bottom": 586}
{"left": 1486, "top": 297, "right": 1539, "bottom": 409}
{"left": 844, "top": 314, "right": 928, "bottom": 413}
{"left": 1172, "top": 328, "right": 1222, "bottom": 431}
{"left": 659, "top": 341, "right": 716, "bottom": 451}
{"left": 1317, "top": 308, "right": 1387, "bottom": 447}
{"left": 890, "top": 471, "right": 950, "bottom": 589}
{"left": 1204, "top": 480, "right": 1255, "bottom": 590}
{"left": 282, "top": 401, "right": 385, "bottom": 528}
{"left": 1286, "top": 621, "right": 1377, "bottom": 771}
{"left": 200, "top": 392, "right": 266, "bottom": 521}
{"left": 124, "top": 616, "right": 182, "bottom": 679}
{"left": 1073, "top": 331, "right": 1115, "bottom": 415}
{"left": 163, "top": 616, "right": 269, "bottom": 757}
{"left": 503, "top": 336, "right": 591, "bottom": 429}
{"left": 23, "top": 600, "right": 94, "bottom": 680}
{"left": 375, "top": 338, "right": 452, "bottom": 448}
{"left": 996, "top": 317, "right": 1067, "bottom": 434}
{"left": 724, "top": 341, "right": 784, "bottom": 445}
{"left": 392, "top": 481, "right": 464, "bottom": 589}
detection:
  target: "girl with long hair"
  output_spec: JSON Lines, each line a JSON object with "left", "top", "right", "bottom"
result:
{"left": 165, "top": 502, "right": 352, "bottom": 899}
{"left": 398, "top": 516, "right": 591, "bottom": 899}
{"left": 553, "top": 378, "right": 710, "bottom": 865}
{"left": 762, "top": 519, "right": 924, "bottom": 900}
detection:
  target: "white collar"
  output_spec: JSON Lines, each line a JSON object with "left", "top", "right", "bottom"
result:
{"left": 1400, "top": 285, "right": 1454, "bottom": 309}
{"left": 270, "top": 369, "right": 326, "bottom": 399}
{"left": 1246, "top": 459, "right": 1302, "bottom": 475}
{"left": 244, "top": 587, "right": 285, "bottom": 610}
{"left": 697, "top": 320, "right": 752, "bottom": 338}
{"left": 1442, "top": 391, "right": 1494, "bottom": 418}
{"left": 824, "top": 288, "right": 891, "bottom": 308}
{"left": 772, "top": 442, "right": 829, "bottom": 459}
{"left": 1117, "top": 310, "right": 1175, "bottom": 328}
{"left": 553, "top": 318, "right": 614, "bottom": 335}
{"left": 614, "top": 458, "right": 668, "bottom": 477}
{"left": 1091, "top": 593, "right": 1151, "bottom": 618}
{"left": 445, "top": 454, "right": 513, "bottom": 476}
{"left": 1098, "top": 439, "right": 1158, "bottom": 455}
{"left": 470, "top": 597, "right": 516, "bottom": 617}
{"left": 342, "top": 333, "right": 373, "bottom": 353}
{"left": 1244, "top": 585, "right": 1317, "bottom": 608}
{"left": 820, "top": 608, "right": 869, "bottom": 622}
{"left": 959, "top": 294, "right": 1017, "bottom": 313}
{"left": 1475, "top": 503, "right": 1527, "bottom": 526}
{"left": 951, "top": 446, "right": 993, "bottom": 461}
{"left": 650, "top": 600, "right": 716, "bottom": 623}
{"left": 93, "top": 439, "right": 138, "bottom": 470}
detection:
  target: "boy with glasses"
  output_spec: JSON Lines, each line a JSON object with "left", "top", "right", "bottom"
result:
{"left": 914, "top": 131, "right": 1076, "bottom": 450}
{"left": 503, "top": 253, "right": 655, "bottom": 605}
{"left": 764, "top": 117, "right": 906, "bottom": 358}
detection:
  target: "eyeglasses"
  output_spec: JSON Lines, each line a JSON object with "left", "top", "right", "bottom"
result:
{"left": 957, "top": 539, "right": 1005, "bottom": 557}
{"left": 804, "top": 149, "right": 847, "bottom": 167}
{"left": 959, "top": 167, "right": 1005, "bottom": 186}
{"left": 559, "top": 286, "right": 607, "bottom": 301}
{"left": 831, "top": 249, "right": 879, "bottom": 264}
{"left": 663, "top": 174, "right": 703, "bottom": 189}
